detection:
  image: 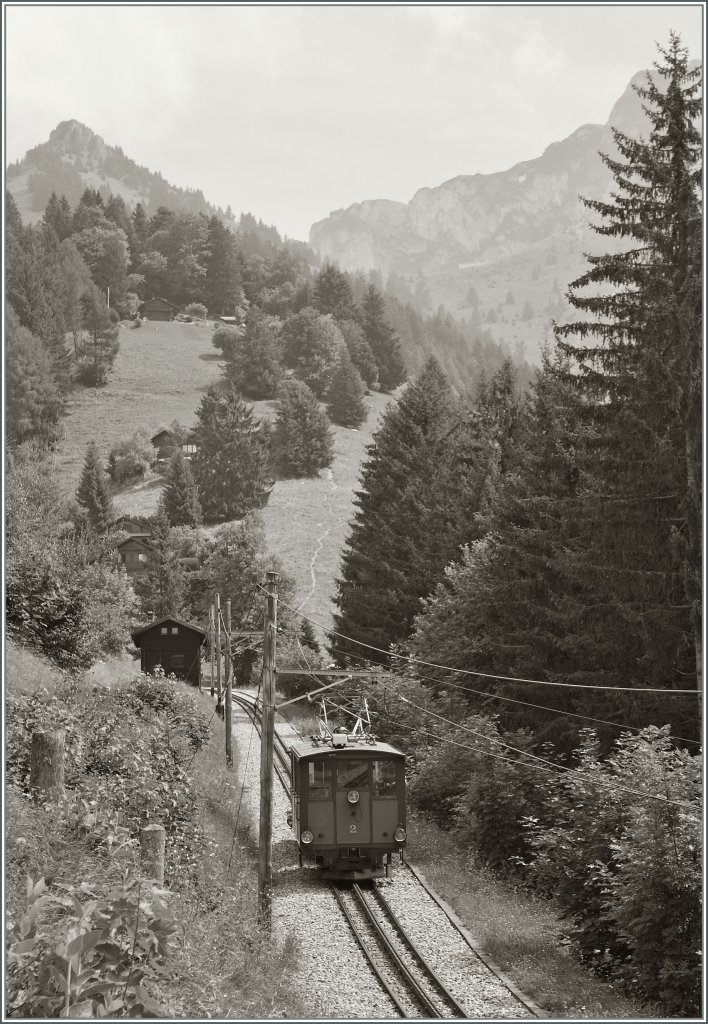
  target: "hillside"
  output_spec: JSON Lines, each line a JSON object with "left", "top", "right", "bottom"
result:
{"left": 6, "top": 119, "right": 233, "bottom": 225}
{"left": 53, "top": 320, "right": 395, "bottom": 629}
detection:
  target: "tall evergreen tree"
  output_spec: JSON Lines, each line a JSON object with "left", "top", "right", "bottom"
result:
{"left": 327, "top": 351, "right": 368, "bottom": 428}
{"left": 313, "top": 262, "right": 357, "bottom": 322}
{"left": 159, "top": 451, "right": 202, "bottom": 527}
{"left": 134, "top": 508, "right": 186, "bottom": 620}
{"left": 191, "top": 382, "right": 274, "bottom": 521}
{"left": 362, "top": 285, "right": 406, "bottom": 391}
{"left": 76, "top": 441, "right": 114, "bottom": 533}
{"left": 42, "top": 192, "right": 73, "bottom": 241}
{"left": 228, "top": 307, "right": 284, "bottom": 398}
{"left": 273, "top": 379, "right": 334, "bottom": 477}
{"left": 333, "top": 358, "right": 485, "bottom": 662}
{"left": 551, "top": 35, "right": 702, "bottom": 709}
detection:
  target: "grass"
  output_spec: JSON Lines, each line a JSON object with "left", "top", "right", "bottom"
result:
{"left": 54, "top": 319, "right": 397, "bottom": 630}
{"left": 405, "top": 814, "right": 660, "bottom": 1020}
{"left": 4, "top": 644, "right": 315, "bottom": 1020}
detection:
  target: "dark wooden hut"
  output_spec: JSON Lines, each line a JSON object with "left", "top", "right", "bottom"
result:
{"left": 116, "top": 535, "right": 153, "bottom": 578}
{"left": 131, "top": 616, "right": 206, "bottom": 686}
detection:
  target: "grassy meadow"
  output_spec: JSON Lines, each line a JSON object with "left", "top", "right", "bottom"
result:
{"left": 54, "top": 320, "right": 395, "bottom": 630}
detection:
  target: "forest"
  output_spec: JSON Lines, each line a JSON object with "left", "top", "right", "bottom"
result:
{"left": 4, "top": 36, "right": 702, "bottom": 1016}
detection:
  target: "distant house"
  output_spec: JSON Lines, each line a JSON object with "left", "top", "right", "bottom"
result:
{"left": 150, "top": 429, "right": 198, "bottom": 464}
{"left": 116, "top": 535, "right": 153, "bottom": 578}
{"left": 139, "top": 297, "right": 181, "bottom": 321}
{"left": 131, "top": 616, "right": 206, "bottom": 685}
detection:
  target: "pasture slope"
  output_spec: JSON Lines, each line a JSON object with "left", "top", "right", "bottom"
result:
{"left": 54, "top": 320, "right": 395, "bottom": 628}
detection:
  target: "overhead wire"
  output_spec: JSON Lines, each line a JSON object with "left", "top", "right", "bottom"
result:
{"left": 269, "top": 592, "right": 697, "bottom": 696}
{"left": 276, "top": 623, "right": 701, "bottom": 747}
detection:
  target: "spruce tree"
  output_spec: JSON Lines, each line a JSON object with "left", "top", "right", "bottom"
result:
{"left": 191, "top": 382, "right": 274, "bottom": 522}
{"left": 160, "top": 451, "right": 202, "bottom": 527}
{"left": 362, "top": 286, "right": 406, "bottom": 391}
{"left": 327, "top": 352, "right": 367, "bottom": 428}
{"left": 313, "top": 262, "right": 357, "bottom": 322}
{"left": 228, "top": 307, "right": 284, "bottom": 398}
{"left": 552, "top": 35, "right": 702, "bottom": 709}
{"left": 76, "top": 441, "right": 114, "bottom": 533}
{"left": 339, "top": 318, "right": 379, "bottom": 388}
{"left": 6, "top": 306, "right": 65, "bottom": 449}
{"left": 134, "top": 508, "right": 186, "bottom": 620}
{"left": 273, "top": 379, "right": 334, "bottom": 477}
{"left": 333, "top": 358, "right": 485, "bottom": 662}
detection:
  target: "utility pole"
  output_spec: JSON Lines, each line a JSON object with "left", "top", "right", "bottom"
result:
{"left": 258, "top": 571, "right": 277, "bottom": 930}
{"left": 225, "top": 598, "right": 232, "bottom": 766}
{"left": 209, "top": 604, "right": 215, "bottom": 697}
{"left": 215, "top": 592, "right": 222, "bottom": 713}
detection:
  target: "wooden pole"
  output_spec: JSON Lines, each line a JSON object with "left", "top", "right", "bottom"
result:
{"left": 225, "top": 598, "right": 233, "bottom": 766}
{"left": 258, "top": 571, "right": 278, "bottom": 930}
{"left": 30, "top": 730, "right": 65, "bottom": 802}
{"left": 209, "top": 604, "right": 215, "bottom": 697}
{"left": 215, "top": 592, "right": 222, "bottom": 713}
{"left": 139, "top": 824, "right": 165, "bottom": 885}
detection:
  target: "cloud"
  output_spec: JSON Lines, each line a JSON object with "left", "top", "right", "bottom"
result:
{"left": 511, "top": 28, "right": 566, "bottom": 76}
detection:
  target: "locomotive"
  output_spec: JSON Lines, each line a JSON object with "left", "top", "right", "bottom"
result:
{"left": 288, "top": 700, "right": 407, "bottom": 880}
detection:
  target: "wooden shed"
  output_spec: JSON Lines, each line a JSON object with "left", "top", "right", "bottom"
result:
{"left": 131, "top": 616, "right": 206, "bottom": 686}
{"left": 139, "top": 297, "right": 180, "bottom": 321}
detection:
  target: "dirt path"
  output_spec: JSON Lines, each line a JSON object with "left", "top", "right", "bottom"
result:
{"left": 297, "top": 468, "right": 338, "bottom": 613}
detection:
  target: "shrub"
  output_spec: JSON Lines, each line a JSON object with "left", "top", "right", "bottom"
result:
{"left": 185, "top": 302, "right": 208, "bottom": 319}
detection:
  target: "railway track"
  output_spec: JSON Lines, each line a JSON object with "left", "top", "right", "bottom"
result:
{"left": 228, "top": 689, "right": 540, "bottom": 1020}
{"left": 331, "top": 881, "right": 469, "bottom": 1018}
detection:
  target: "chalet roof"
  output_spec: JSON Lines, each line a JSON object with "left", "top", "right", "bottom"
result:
{"left": 116, "top": 535, "right": 153, "bottom": 551}
{"left": 139, "top": 296, "right": 180, "bottom": 310}
{"left": 131, "top": 615, "right": 207, "bottom": 644}
{"left": 151, "top": 429, "right": 175, "bottom": 445}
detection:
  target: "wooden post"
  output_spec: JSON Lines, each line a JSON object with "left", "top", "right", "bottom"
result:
{"left": 258, "top": 571, "right": 278, "bottom": 930}
{"left": 139, "top": 824, "right": 165, "bottom": 885}
{"left": 30, "top": 730, "right": 65, "bottom": 802}
{"left": 225, "top": 598, "right": 233, "bottom": 766}
{"left": 215, "top": 592, "right": 222, "bottom": 713}
{"left": 209, "top": 604, "right": 215, "bottom": 697}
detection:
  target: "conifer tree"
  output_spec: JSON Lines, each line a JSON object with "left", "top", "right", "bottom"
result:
{"left": 228, "top": 307, "right": 284, "bottom": 398}
{"left": 273, "top": 379, "right": 334, "bottom": 477}
{"left": 313, "top": 262, "right": 357, "bottom": 322}
{"left": 327, "top": 352, "right": 367, "bottom": 428}
{"left": 160, "top": 451, "right": 202, "bottom": 527}
{"left": 76, "top": 441, "right": 114, "bottom": 533}
{"left": 6, "top": 306, "right": 65, "bottom": 449}
{"left": 191, "top": 382, "right": 274, "bottom": 521}
{"left": 42, "top": 192, "right": 73, "bottom": 241}
{"left": 362, "top": 285, "right": 406, "bottom": 391}
{"left": 134, "top": 508, "right": 186, "bottom": 620}
{"left": 333, "top": 358, "right": 485, "bottom": 661}
{"left": 552, "top": 35, "right": 702, "bottom": 704}
{"left": 339, "top": 318, "right": 379, "bottom": 388}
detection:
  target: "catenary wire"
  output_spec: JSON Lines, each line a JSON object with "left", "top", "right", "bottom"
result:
{"left": 276, "top": 624, "right": 701, "bottom": 747}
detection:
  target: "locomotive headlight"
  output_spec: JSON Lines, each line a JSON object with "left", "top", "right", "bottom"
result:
{"left": 394, "top": 827, "right": 406, "bottom": 843}
{"left": 347, "top": 790, "right": 360, "bottom": 804}
{"left": 301, "top": 830, "right": 314, "bottom": 844}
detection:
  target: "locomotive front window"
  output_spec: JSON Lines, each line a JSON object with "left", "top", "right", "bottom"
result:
{"left": 336, "top": 760, "right": 369, "bottom": 790}
{"left": 373, "top": 760, "right": 397, "bottom": 797}
{"left": 308, "top": 762, "right": 332, "bottom": 799}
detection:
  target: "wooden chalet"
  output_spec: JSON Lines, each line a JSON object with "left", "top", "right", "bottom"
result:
{"left": 113, "top": 514, "right": 152, "bottom": 535}
{"left": 116, "top": 535, "right": 153, "bottom": 578}
{"left": 151, "top": 429, "right": 198, "bottom": 464}
{"left": 139, "top": 297, "right": 181, "bottom": 321}
{"left": 131, "top": 616, "right": 206, "bottom": 685}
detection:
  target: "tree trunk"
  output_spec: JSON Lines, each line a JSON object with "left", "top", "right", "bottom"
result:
{"left": 139, "top": 824, "right": 165, "bottom": 885}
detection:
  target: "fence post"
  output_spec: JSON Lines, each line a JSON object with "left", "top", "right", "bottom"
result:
{"left": 30, "top": 730, "right": 65, "bottom": 802}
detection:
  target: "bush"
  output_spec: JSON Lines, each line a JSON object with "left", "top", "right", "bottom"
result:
{"left": 184, "top": 302, "right": 208, "bottom": 319}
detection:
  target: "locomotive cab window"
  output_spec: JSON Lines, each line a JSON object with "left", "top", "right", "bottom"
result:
{"left": 308, "top": 762, "right": 332, "bottom": 799}
{"left": 372, "top": 760, "right": 397, "bottom": 797}
{"left": 336, "top": 760, "right": 369, "bottom": 790}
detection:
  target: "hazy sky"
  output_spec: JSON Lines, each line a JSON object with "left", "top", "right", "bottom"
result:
{"left": 4, "top": 3, "right": 704, "bottom": 240}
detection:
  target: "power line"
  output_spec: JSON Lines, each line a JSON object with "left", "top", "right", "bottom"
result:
{"left": 278, "top": 625, "right": 701, "bottom": 749}
{"left": 270, "top": 594, "right": 698, "bottom": 696}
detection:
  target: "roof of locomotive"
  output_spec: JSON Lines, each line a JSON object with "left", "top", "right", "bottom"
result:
{"left": 289, "top": 737, "right": 405, "bottom": 760}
